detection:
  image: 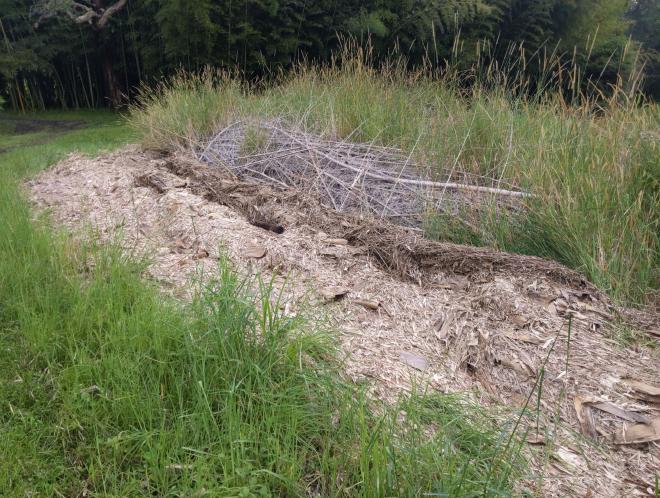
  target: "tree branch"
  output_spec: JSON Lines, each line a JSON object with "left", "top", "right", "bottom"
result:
{"left": 32, "top": 0, "right": 127, "bottom": 29}
{"left": 96, "top": 0, "right": 127, "bottom": 28}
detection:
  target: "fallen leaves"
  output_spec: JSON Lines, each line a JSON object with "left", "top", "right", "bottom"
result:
{"left": 526, "top": 433, "right": 546, "bottom": 445}
{"left": 399, "top": 351, "right": 429, "bottom": 371}
{"left": 568, "top": 393, "right": 659, "bottom": 445}
{"left": 193, "top": 247, "right": 209, "bottom": 260}
{"left": 434, "top": 312, "right": 452, "bottom": 343}
{"left": 552, "top": 446, "right": 586, "bottom": 473}
{"left": 320, "top": 286, "right": 349, "bottom": 301}
{"left": 497, "top": 353, "right": 536, "bottom": 377}
{"left": 574, "top": 395, "right": 598, "bottom": 438}
{"left": 621, "top": 379, "right": 660, "bottom": 404}
{"left": 325, "top": 238, "right": 348, "bottom": 245}
{"left": 353, "top": 298, "right": 380, "bottom": 310}
{"left": 244, "top": 242, "right": 267, "bottom": 259}
{"left": 615, "top": 417, "right": 660, "bottom": 445}
{"left": 318, "top": 247, "right": 343, "bottom": 258}
{"left": 502, "top": 330, "right": 548, "bottom": 345}
{"left": 591, "top": 401, "right": 650, "bottom": 424}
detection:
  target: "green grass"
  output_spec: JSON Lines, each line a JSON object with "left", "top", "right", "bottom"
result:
{"left": 129, "top": 59, "right": 659, "bottom": 305}
{"left": 1, "top": 114, "right": 521, "bottom": 495}
{"left": 0, "top": 110, "right": 134, "bottom": 171}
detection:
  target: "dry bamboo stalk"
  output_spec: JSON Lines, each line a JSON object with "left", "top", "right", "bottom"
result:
{"left": 271, "top": 124, "right": 531, "bottom": 198}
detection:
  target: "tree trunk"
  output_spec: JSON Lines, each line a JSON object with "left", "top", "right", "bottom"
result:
{"left": 100, "top": 42, "right": 122, "bottom": 107}
{"left": 93, "top": 0, "right": 123, "bottom": 108}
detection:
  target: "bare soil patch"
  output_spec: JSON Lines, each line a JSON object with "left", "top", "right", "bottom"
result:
{"left": 0, "top": 117, "right": 87, "bottom": 153}
{"left": 1, "top": 117, "right": 85, "bottom": 134}
{"left": 28, "top": 147, "right": 659, "bottom": 497}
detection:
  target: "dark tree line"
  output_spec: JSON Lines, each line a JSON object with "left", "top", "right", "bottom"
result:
{"left": 0, "top": 0, "right": 657, "bottom": 110}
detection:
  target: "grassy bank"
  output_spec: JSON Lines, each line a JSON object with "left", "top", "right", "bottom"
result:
{"left": 1, "top": 116, "right": 520, "bottom": 495}
{"left": 130, "top": 60, "right": 659, "bottom": 305}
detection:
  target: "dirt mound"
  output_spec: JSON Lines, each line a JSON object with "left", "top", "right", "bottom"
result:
{"left": 28, "top": 147, "right": 660, "bottom": 497}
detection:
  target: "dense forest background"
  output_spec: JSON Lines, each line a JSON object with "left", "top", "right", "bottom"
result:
{"left": 1, "top": 0, "right": 658, "bottom": 110}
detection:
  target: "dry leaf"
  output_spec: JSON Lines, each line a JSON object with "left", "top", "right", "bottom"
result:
{"left": 574, "top": 396, "right": 598, "bottom": 438}
{"left": 399, "top": 351, "right": 428, "bottom": 371}
{"left": 591, "top": 402, "right": 651, "bottom": 424}
{"left": 527, "top": 289, "right": 556, "bottom": 305}
{"left": 582, "top": 303, "right": 614, "bottom": 320}
{"left": 511, "top": 314, "right": 529, "bottom": 328}
{"left": 622, "top": 379, "right": 660, "bottom": 404}
{"left": 325, "top": 238, "right": 348, "bottom": 245}
{"left": 318, "top": 247, "right": 343, "bottom": 258}
{"left": 193, "top": 248, "right": 209, "bottom": 260}
{"left": 173, "top": 237, "right": 191, "bottom": 251}
{"left": 527, "top": 433, "right": 546, "bottom": 445}
{"left": 439, "top": 276, "right": 469, "bottom": 291}
{"left": 552, "top": 447, "right": 586, "bottom": 473}
{"left": 166, "top": 464, "right": 193, "bottom": 471}
{"left": 353, "top": 298, "right": 379, "bottom": 310}
{"left": 615, "top": 417, "right": 660, "bottom": 444}
{"left": 320, "top": 286, "right": 349, "bottom": 301}
{"left": 502, "top": 331, "right": 546, "bottom": 345}
{"left": 565, "top": 309, "right": 589, "bottom": 321}
{"left": 435, "top": 312, "right": 452, "bottom": 342}
{"left": 347, "top": 246, "right": 367, "bottom": 256}
{"left": 499, "top": 354, "right": 535, "bottom": 377}
{"left": 553, "top": 298, "right": 569, "bottom": 313}
{"left": 245, "top": 243, "right": 267, "bottom": 259}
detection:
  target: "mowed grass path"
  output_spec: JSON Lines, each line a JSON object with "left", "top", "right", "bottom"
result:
{"left": 0, "top": 114, "right": 519, "bottom": 496}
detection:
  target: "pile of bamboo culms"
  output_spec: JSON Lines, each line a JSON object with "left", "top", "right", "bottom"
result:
{"left": 195, "top": 120, "right": 528, "bottom": 230}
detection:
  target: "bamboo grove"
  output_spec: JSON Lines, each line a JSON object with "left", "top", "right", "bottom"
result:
{"left": 1, "top": 0, "right": 658, "bottom": 110}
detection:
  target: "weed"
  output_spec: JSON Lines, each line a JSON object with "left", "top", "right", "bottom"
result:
{"left": 1, "top": 114, "right": 520, "bottom": 496}
{"left": 128, "top": 49, "right": 659, "bottom": 305}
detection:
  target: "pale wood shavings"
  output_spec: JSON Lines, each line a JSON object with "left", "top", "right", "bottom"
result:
{"left": 27, "top": 146, "right": 660, "bottom": 498}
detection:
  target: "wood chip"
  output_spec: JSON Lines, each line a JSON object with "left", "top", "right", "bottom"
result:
{"left": 502, "top": 331, "right": 546, "bottom": 345}
{"left": 527, "top": 289, "right": 556, "bottom": 305}
{"left": 193, "top": 248, "right": 209, "bottom": 260}
{"left": 318, "top": 247, "right": 343, "bottom": 258}
{"left": 244, "top": 243, "right": 267, "bottom": 259}
{"left": 347, "top": 246, "right": 367, "bottom": 256}
{"left": 353, "top": 298, "right": 380, "bottom": 310}
{"left": 552, "top": 447, "right": 586, "bottom": 473}
{"left": 434, "top": 312, "right": 452, "bottom": 342}
{"left": 511, "top": 314, "right": 529, "bottom": 328}
{"left": 499, "top": 354, "right": 535, "bottom": 377}
{"left": 320, "top": 286, "right": 349, "bottom": 301}
{"left": 174, "top": 237, "right": 191, "bottom": 251}
{"left": 325, "top": 238, "right": 348, "bottom": 245}
{"left": 615, "top": 417, "right": 660, "bottom": 444}
{"left": 399, "top": 351, "right": 429, "bottom": 371}
{"left": 621, "top": 379, "right": 660, "bottom": 404}
{"left": 591, "top": 401, "right": 651, "bottom": 424}
{"left": 574, "top": 395, "right": 598, "bottom": 438}
{"left": 527, "top": 433, "right": 546, "bottom": 445}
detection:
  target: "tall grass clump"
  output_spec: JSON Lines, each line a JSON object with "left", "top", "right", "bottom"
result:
{"left": 2, "top": 123, "right": 520, "bottom": 496}
{"left": 130, "top": 45, "right": 659, "bottom": 304}
{"left": 129, "top": 69, "right": 245, "bottom": 150}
